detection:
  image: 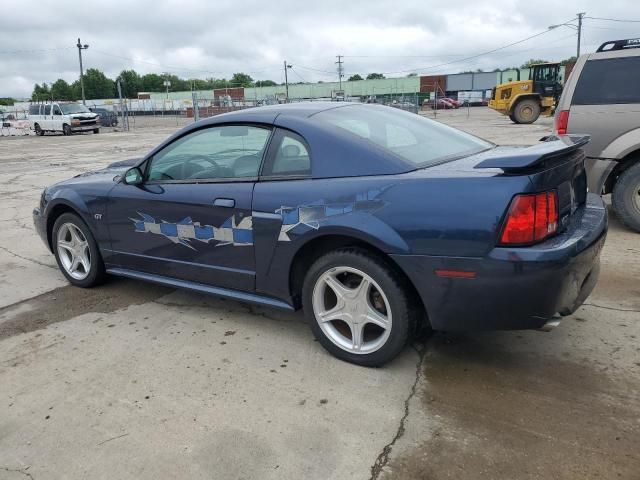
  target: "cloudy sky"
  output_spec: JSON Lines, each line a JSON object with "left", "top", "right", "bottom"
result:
{"left": 0, "top": 0, "right": 638, "bottom": 98}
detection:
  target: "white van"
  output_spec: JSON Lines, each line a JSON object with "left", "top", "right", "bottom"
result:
{"left": 28, "top": 102, "right": 100, "bottom": 136}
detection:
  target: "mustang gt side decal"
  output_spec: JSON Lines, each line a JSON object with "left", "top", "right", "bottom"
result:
{"left": 275, "top": 188, "right": 389, "bottom": 241}
{"left": 130, "top": 212, "right": 253, "bottom": 249}
{"left": 129, "top": 189, "right": 388, "bottom": 249}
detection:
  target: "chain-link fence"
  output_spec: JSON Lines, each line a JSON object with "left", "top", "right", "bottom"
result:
{"left": 2, "top": 91, "right": 442, "bottom": 137}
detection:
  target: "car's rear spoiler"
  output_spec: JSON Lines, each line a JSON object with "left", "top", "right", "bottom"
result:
{"left": 474, "top": 135, "right": 590, "bottom": 173}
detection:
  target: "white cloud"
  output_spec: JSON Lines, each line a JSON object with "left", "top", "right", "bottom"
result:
{"left": 0, "top": 0, "right": 638, "bottom": 98}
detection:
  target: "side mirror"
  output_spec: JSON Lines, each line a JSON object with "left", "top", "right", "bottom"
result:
{"left": 123, "top": 167, "right": 143, "bottom": 185}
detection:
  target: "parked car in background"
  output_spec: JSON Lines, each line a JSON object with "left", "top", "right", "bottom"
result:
{"left": 90, "top": 107, "right": 118, "bottom": 127}
{"left": 422, "top": 98, "right": 455, "bottom": 109}
{"left": 33, "top": 103, "right": 606, "bottom": 366}
{"left": 556, "top": 38, "right": 640, "bottom": 232}
{"left": 28, "top": 102, "right": 100, "bottom": 136}
{"left": 443, "top": 97, "right": 461, "bottom": 108}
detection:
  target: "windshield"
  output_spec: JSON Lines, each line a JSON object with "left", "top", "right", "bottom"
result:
{"left": 315, "top": 104, "right": 493, "bottom": 167}
{"left": 60, "top": 104, "right": 91, "bottom": 114}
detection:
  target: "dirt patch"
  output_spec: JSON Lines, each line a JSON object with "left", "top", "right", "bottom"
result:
{"left": 590, "top": 265, "right": 640, "bottom": 310}
{"left": 0, "top": 278, "right": 172, "bottom": 340}
{"left": 382, "top": 333, "right": 640, "bottom": 480}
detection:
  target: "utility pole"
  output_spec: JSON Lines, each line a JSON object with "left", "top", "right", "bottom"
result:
{"left": 576, "top": 12, "right": 585, "bottom": 57}
{"left": 76, "top": 38, "right": 89, "bottom": 105}
{"left": 335, "top": 55, "right": 344, "bottom": 96}
{"left": 283, "top": 61, "right": 292, "bottom": 102}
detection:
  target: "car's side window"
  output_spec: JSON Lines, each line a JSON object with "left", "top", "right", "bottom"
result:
{"left": 44, "top": 105, "right": 51, "bottom": 115}
{"left": 262, "top": 130, "right": 311, "bottom": 177}
{"left": 53, "top": 105, "right": 62, "bottom": 115}
{"left": 146, "top": 125, "right": 271, "bottom": 182}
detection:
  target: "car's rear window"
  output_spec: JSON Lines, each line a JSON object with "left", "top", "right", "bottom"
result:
{"left": 314, "top": 104, "right": 492, "bottom": 167}
{"left": 572, "top": 57, "right": 640, "bottom": 105}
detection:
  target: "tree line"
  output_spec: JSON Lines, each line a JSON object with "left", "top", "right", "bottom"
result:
{"left": 31, "top": 70, "right": 275, "bottom": 102}
{"left": 31, "top": 69, "right": 409, "bottom": 101}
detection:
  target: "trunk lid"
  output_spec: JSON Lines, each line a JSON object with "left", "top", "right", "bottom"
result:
{"left": 474, "top": 135, "right": 589, "bottom": 232}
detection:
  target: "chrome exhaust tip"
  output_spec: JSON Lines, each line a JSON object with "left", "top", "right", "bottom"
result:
{"left": 538, "top": 318, "right": 561, "bottom": 332}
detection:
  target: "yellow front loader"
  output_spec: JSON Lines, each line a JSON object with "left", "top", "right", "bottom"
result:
{"left": 489, "top": 63, "right": 563, "bottom": 124}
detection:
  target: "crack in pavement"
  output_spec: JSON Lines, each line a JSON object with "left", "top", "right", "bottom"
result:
{"left": 369, "top": 343, "right": 426, "bottom": 480}
{"left": 0, "top": 466, "right": 34, "bottom": 479}
{"left": 583, "top": 302, "right": 640, "bottom": 313}
{"left": 0, "top": 245, "right": 56, "bottom": 270}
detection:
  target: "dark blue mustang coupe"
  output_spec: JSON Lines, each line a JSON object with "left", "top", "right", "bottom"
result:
{"left": 33, "top": 103, "right": 607, "bottom": 366}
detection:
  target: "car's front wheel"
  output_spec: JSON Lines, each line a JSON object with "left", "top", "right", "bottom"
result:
{"left": 302, "top": 248, "right": 416, "bottom": 367}
{"left": 52, "top": 213, "right": 105, "bottom": 287}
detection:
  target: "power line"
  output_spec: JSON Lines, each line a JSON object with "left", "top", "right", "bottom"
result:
{"left": 585, "top": 16, "right": 640, "bottom": 23}
{"left": 373, "top": 19, "right": 578, "bottom": 75}
{"left": 0, "top": 46, "right": 74, "bottom": 55}
{"left": 289, "top": 68, "right": 307, "bottom": 83}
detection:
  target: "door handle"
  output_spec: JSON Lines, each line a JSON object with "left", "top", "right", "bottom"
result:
{"left": 213, "top": 198, "right": 235, "bottom": 208}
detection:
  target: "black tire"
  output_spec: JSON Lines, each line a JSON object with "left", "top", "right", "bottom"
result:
{"left": 612, "top": 161, "right": 640, "bottom": 232}
{"left": 63, "top": 124, "right": 72, "bottom": 136}
{"left": 52, "top": 213, "right": 106, "bottom": 288}
{"left": 508, "top": 113, "right": 517, "bottom": 123}
{"left": 512, "top": 98, "right": 541, "bottom": 124}
{"left": 302, "top": 248, "right": 417, "bottom": 367}
{"left": 34, "top": 124, "right": 44, "bottom": 136}
{"left": 93, "top": 128, "right": 100, "bottom": 134}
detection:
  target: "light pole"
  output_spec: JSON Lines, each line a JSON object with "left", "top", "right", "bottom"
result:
{"left": 549, "top": 12, "right": 585, "bottom": 57}
{"left": 76, "top": 38, "right": 89, "bottom": 105}
{"left": 335, "top": 55, "right": 344, "bottom": 98}
{"left": 283, "top": 61, "right": 292, "bottom": 102}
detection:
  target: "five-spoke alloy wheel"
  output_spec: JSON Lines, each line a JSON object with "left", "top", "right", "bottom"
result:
{"left": 52, "top": 213, "right": 105, "bottom": 287}
{"left": 56, "top": 222, "right": 91, "bottom": 280}
{"left": 303, "top": 248, "right": 416, "bottom": 367}
{"left": 312, "top": 266, "right": 392, "bottom": 355}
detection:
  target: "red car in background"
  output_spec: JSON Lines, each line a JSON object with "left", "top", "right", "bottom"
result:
{"left": 443, "top": 98, "right": 462, "bottom": 108}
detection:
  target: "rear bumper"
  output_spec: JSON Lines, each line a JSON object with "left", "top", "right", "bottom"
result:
{"left": 392, "top": 193, "right": 607, "bottom": 331}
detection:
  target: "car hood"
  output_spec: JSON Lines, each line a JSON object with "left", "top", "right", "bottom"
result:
{"left": 71, "top": 113, "right": 99, "bottom": 120}
{"left": 49, "top": 158, "right": 142, "bottom": 188}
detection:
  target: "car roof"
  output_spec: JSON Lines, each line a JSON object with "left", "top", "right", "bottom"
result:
{"left": 213, "top": 101, "right": 352, "bottom": 120}
{"left": 145, "top": 102, "right": 411, "bottom": 178}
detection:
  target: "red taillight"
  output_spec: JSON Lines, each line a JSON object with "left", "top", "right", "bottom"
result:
{"left": 500, "top": 191, "right": 558, "bottom": 246}
{"left": 556, "top": 110, "right": 570, "bottom": 135}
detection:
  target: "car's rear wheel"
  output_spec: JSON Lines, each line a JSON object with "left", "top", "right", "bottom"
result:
{"left": 512, "top": 99, "right": 540, "bottom": 124}
{"left": 93, "top": 128, "right": 100, "bottom": 134}
{"left": 612, "top": 161, "right": 640, "bottom": 232}
{"left": 63, "top": 124, "right": 71, "bottom": 136}
{"left": 34, "top": 124, "right": 44, "bottom": 136}
{"left": 302, "top": 248, "right": 416, "bottom": 367}
{"left": 53, "top": 213, "right": 105, "bottom": 287}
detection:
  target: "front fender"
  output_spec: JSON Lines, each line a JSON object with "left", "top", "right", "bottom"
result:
{"left": 44, "top": 188, "right": 109, "bottom": 251}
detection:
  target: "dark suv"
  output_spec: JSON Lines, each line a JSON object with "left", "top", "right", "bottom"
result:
{"left": 90, "top": 107, "right": 118, "bottom": 127}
